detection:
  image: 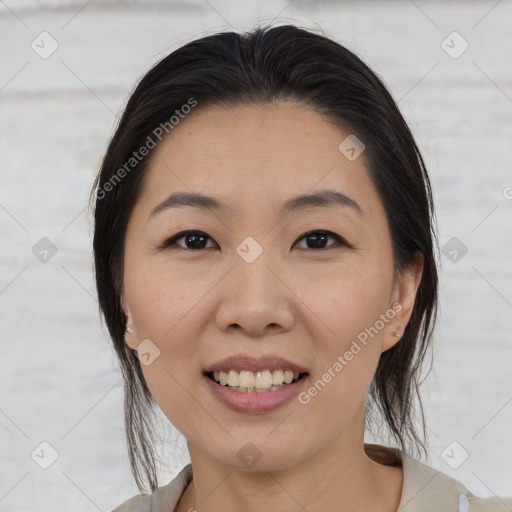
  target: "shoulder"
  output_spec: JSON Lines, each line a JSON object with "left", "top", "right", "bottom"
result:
{"left": 111, "top": 452, "right": 512, "bottom": 512}
{"left": 111, "top": 493, "right": 151, "bottom": 512}
{"left": 399, "top": 452, "right": 512, "bottom": 512}
{"left": 111, "top": 465, "right": 193, "bottom": 512}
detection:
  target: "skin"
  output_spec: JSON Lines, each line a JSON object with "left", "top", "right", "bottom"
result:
{"left": 122, "top": 102, "right": 423, "bottom": 512}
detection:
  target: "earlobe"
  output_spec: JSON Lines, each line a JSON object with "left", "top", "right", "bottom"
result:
{"left": 381, "top": 304, "right": 403, "bottom": 352}
{"left": 121, "top": 297, "right": 135, "bottom": 336}
{"left": 383, "top": 253, "right": 423, "bottom": 352}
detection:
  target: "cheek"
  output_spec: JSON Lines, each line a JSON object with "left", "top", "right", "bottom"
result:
{"left": 137, "top": 358, "right": 203, "bottom": 443}
{"left": 298, "top": 279, "right": 388, "bottom": 422}
{"left": 298, "top": 259, "right": 394, "bottom": 402}
{"left": 124, "top": 257, "right": 213, "bottom": 344}
{"left": 124, "top": 261, "right": 209, "bottom": 431}
{"left": 295, "top": 257, "right": 393, "bottom": 344}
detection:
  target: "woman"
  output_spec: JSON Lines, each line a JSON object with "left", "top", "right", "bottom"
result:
{"left": 90, "top": 24, "right": 512, "bottom": 512}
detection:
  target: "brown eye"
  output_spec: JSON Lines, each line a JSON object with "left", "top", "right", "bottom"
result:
{"left": 158, "top": 229, "right": 350, "bottom": 252}
{"left": 293, "top": 230, "right": 348, "bottom": 250}
{"left": 158, "top": 231, "right": 217, "bottom": 251}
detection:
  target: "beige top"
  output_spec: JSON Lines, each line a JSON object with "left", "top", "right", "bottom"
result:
{"left": 111, "top": 444, "right": 512, "bottom": 512}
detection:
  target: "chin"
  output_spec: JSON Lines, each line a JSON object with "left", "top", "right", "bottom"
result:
{"left": 208, "top": 441, "right": 307, "bottom": 473}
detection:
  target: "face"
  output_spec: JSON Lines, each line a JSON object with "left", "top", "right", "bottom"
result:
{"left": 122, "top": 102, "right": 421, "bottom": 471}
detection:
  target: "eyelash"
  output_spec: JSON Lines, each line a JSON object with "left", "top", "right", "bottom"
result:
{"left": 157, "top": 230, "right": 351, "bottom": 252}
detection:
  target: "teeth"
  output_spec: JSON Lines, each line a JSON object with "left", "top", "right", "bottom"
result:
{"left": 255, "top": 370, "right": 272, "bottom": 389}
{"left": 210, "top": 369, "right": 302, "bottom": 390}
{"left": 240, "top": 370, "right": 255, "bottom": 388}
{"left": 272, "top": 369, "right": 284, "bottom": 385}
{"left": 227, "top": 370, "right": 238, "bottom": 387}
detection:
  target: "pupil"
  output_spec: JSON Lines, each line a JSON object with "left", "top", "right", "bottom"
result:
{"left": 187, "top": 233, "right": 206, "bottom": 249}
{"left": 308, "top": 232, "right": 327, "bottom": 249}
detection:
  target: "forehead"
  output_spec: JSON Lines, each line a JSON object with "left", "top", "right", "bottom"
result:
{"left": 137, "top": 102, "right": 382, "bottom": 219}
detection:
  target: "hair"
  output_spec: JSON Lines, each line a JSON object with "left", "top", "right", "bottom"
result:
{"left": 90, "top": 23, "right": 438, "bottom": 494}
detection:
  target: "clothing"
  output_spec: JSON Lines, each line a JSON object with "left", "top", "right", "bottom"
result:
{"left": 112, "top": 444, "right": 512, "bottom": 512}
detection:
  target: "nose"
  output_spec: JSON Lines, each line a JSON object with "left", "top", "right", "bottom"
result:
{"left": 214, "top": 249, "right": 296, "bottom": 337}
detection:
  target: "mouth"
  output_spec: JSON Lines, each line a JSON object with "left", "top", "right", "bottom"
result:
{"left": 203, "top": 355, "right": 310, "bottom": 413}
{"left": 204, "top": 369, "right": 309, "bottom": 393}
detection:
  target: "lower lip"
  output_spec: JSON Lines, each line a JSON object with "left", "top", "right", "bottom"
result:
{"left": 203, "top": 374, "right": 309, "bottom": 414}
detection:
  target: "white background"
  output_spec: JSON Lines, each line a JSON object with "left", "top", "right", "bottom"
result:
{"left": 0, "top": 1, "right": 511, "bottom": 511}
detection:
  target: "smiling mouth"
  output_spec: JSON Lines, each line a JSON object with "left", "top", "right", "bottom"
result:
{"left": 205, "top": 369, "right": 309, "bottom": 393}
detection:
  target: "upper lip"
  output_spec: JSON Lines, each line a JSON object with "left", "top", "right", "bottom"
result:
{"left": 204, "top": 355, "right": 309, "bottom": 374}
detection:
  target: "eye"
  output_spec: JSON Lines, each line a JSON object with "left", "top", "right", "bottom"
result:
{"left": 158, "top": 230, "right": 217, "bottom": 251}
{"left": 157, "top": 229, "right": 350, "bottom": 252}
{"left": 292, "top": 230, "right": 349, "bottom": 250}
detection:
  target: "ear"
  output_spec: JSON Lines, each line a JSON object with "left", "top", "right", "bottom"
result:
{"left": 121, "top": 294, "right": 136, "bottom": 346}
{"left": 381, "top": 252, "right": 423, "bottom": 352}
{"left": 121, "top": 294, "right": 129, "bottom": 316}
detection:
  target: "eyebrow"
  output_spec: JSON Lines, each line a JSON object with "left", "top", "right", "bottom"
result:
{"left": 148, "top": 188, "right": 363, "bottom": 220}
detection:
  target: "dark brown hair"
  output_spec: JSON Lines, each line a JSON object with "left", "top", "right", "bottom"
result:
{"left": 90, "top": 23, "right": 438, "bottom": 493}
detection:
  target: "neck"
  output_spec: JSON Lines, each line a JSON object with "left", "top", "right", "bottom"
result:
{"left": 176, "top": 417, "right": 402, "bottom": 512}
